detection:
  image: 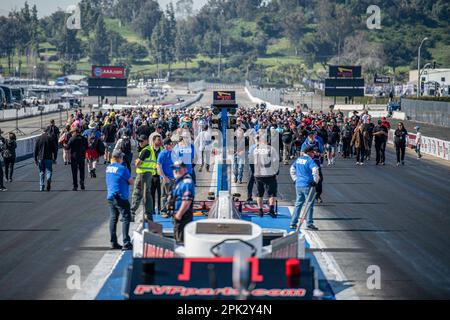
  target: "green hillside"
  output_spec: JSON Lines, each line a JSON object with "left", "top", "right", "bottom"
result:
{"left": 0, "top": 0, "right": 449, "bottom": 85}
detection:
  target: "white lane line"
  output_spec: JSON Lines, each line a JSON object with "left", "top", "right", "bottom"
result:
{"left": 71, "top": 251, "right": 123, "bottom": 300}
{"left": 287, "top": 206, "right": 360, "bottom": 300}
{"left": 71, "top": 208, "right": 143, "bottom": 300}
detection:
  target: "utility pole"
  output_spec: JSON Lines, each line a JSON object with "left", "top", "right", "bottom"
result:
{"left": 417, "top": 37, "right": 428, "bottom": 97}
{"left": 218, "top": 36, "right": 222, "bottom": 80}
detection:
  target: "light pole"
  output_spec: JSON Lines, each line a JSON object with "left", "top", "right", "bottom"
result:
{"left": 417, "top": 37, "right": 428, "bottom": 97}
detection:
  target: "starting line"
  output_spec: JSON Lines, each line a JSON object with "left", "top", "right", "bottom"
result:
{"left": 93, "top": 206, "right": 336, "bottom": 300}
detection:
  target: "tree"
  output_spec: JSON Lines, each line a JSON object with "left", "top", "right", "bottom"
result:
{"left": 282, "top": 8, "right": 308, "bottom": 55}
{"left": 132, "top": 0, "right": 162, "bottom": 39}
{"left": 175, "top": 20, "right": 197, "bottom": 68}
{"left": 36, "top": 63, "right": 49, "bottom": 82}
{"left": 0, "top": 16, "right": 18, "bottom": 74}
{"left": 89, "top": 14, "right": 110, "bottom": 65}
{"left": 175, "top": 0, "right": 194, "bottom": 19}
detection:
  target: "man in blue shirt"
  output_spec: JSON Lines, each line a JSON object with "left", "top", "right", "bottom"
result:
{"left": 157, "top": 138, "right": 175, "bottom": 218}
{"left": 172, "top": 136, "right": 195, "bottom": 181}
{"left": 301, "top": 131, "right": 324, "bottom": 203}
{"left": 170, "top": 161, "right": 195, "bottom": 244}
{"left": 106, "top": 150, "right": 135, "bottom": 250}
{"left": 289, "top": 146, "right": 320, "bottom": 230}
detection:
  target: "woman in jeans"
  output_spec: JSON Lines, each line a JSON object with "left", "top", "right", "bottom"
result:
{"left": 394, "top": 122, "right": 408, "bottom": 166}
{"left": 3, "top": 132, "right": 17, "bottom": 182}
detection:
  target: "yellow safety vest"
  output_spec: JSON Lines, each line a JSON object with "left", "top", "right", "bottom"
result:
{"left": 136, "top": 146, "right": 162, "bottom": 175}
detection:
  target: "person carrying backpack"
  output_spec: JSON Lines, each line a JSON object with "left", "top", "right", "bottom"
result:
{"left": 59, "top": 125, "right": 72, "bottom": 165}
{"left": 83, "top": 121, "right": 102, "bottom": 178}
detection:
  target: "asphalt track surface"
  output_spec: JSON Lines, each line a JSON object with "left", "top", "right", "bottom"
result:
{"left": 0, "top": 91, "right": 449, "bottom": 299}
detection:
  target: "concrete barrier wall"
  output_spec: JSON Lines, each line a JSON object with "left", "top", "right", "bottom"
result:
{"left": 99, "top": 93, "right": 203, "bottom": 111}
{"left": 0, "top": 103, "right": 70, "bottom": 122}
{"left": 401, "top": 99, "right": 450, "bottom": 127}
{"left": 15, "top": 134, "right": 40, "bottom": 162}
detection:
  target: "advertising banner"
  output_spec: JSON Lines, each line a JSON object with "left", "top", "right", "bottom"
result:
{"left": 91, "top": 66, "right": 125, "bottom": 78}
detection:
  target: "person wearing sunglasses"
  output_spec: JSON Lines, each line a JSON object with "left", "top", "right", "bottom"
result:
{"left": 394, "top": 122, "right": 408, "bottom": 166}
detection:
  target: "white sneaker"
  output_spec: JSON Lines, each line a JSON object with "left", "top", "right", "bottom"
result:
{"left": 356, "top": 162, "right": 360, "bottom": 165}
{"left": 360, "top": 162, "right": 364, "bottom": 166}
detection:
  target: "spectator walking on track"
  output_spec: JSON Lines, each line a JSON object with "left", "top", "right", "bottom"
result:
{"left": 251, "top": 133, "right": 280, "bottom": 218}
{"left": 394, "top": 122, "right": 408, "bottom": 166}
{"left": 0, "top": 129, "right": 6, "bottom": 191}
{"left": 34, "top": 128, "right": 57, "bottom": 191}
{"left": 102, "top": 117, "right": 118, "bottom": 164}
{"left": 373, "top": 120, "right": 388, "bottom": 165}
{"left": 3, "top": 132, "right": 17, "bottom": 182}
{"left": 66, "top": 127, "right": 88, "bottom": 191}
{"left": 46, "top": 119, "right": 60, "bottom": 157}
{"left": 414, "top": 126, "right": 422, "bottom": 159}
{"left": 105, "top": 150, "right": 134, "bottom": 251}
{"left": 351, "top": 122, "right": 369, "bottom": 165}
{"left": 59, "top": 125, "right": 72, "bottom": 165}
{"left": 84, "top": 121, "right": 103, "bottom": 178}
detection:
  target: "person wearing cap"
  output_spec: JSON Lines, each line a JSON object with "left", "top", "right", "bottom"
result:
{"left": 290, "top": 145, "right": 320, "bottom": 230}
{"left": 170, "top": 161, "right": 195, "bottom": 244}
{"left": 149, "top": 132, "right": 164, "bottom": 216}
{"left": 130, "top": 134, "right": 155, "bottom": 222}
{"left": 414, "top": 126, "right": 422, "bottom": 159}
{"left": 83, "top": 121, "right": 102, "bottom": 178}
{"left": 105, "top": 150, "right": 135, "bottom": 250}
{"left": 157, "top": 138, "right": 175, "bottom": 218}
{"left": 66, "top": 127, "right": 88, "bottom": 191}
{"left": 301, "top": 130, "right": 324, "bottom": 203}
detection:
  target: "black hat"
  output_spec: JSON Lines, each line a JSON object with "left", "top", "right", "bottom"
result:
{"left": 305, "top": 146, "right": 315, "bottom": 153}
{"left": 171, "top": 161, "right": 187, "bottom": 169}
{"left": 163, "top": 137, "right": 173, "bottom": 146}
{"left": 137, "top": 134, "right": 148, "bottom": 142}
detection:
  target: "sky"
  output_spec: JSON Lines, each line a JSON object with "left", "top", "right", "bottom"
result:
{"left": 0, "top": 0, "right": 208, "bottom": 18}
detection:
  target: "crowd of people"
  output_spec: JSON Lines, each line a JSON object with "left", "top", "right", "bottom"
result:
{"left": 0, "top": 103, "right": 424, "bottom": 248}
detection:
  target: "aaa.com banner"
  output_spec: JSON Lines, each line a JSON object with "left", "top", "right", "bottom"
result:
{"left": 388, "top": 129, "right": 450, "bottom": 161}
{"left": 91, "top": 65, "right": 125, "bottom": 78}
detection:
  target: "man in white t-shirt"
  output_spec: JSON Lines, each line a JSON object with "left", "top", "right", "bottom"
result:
{"left": 414, "top": 126, "right": 422, "bottom": 159}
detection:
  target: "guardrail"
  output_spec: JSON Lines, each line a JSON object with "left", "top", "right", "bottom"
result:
{"left": 187, "top": 80, "right": 206, "bottom": 92}
{"left": 15, "top": 134, "right": 41, "bottom": 162}
{"left": 0, "top": 103, "right": 70, "bottom": 122}
{"left": 245, "top": 80, "right": 281, "bottom": 105}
